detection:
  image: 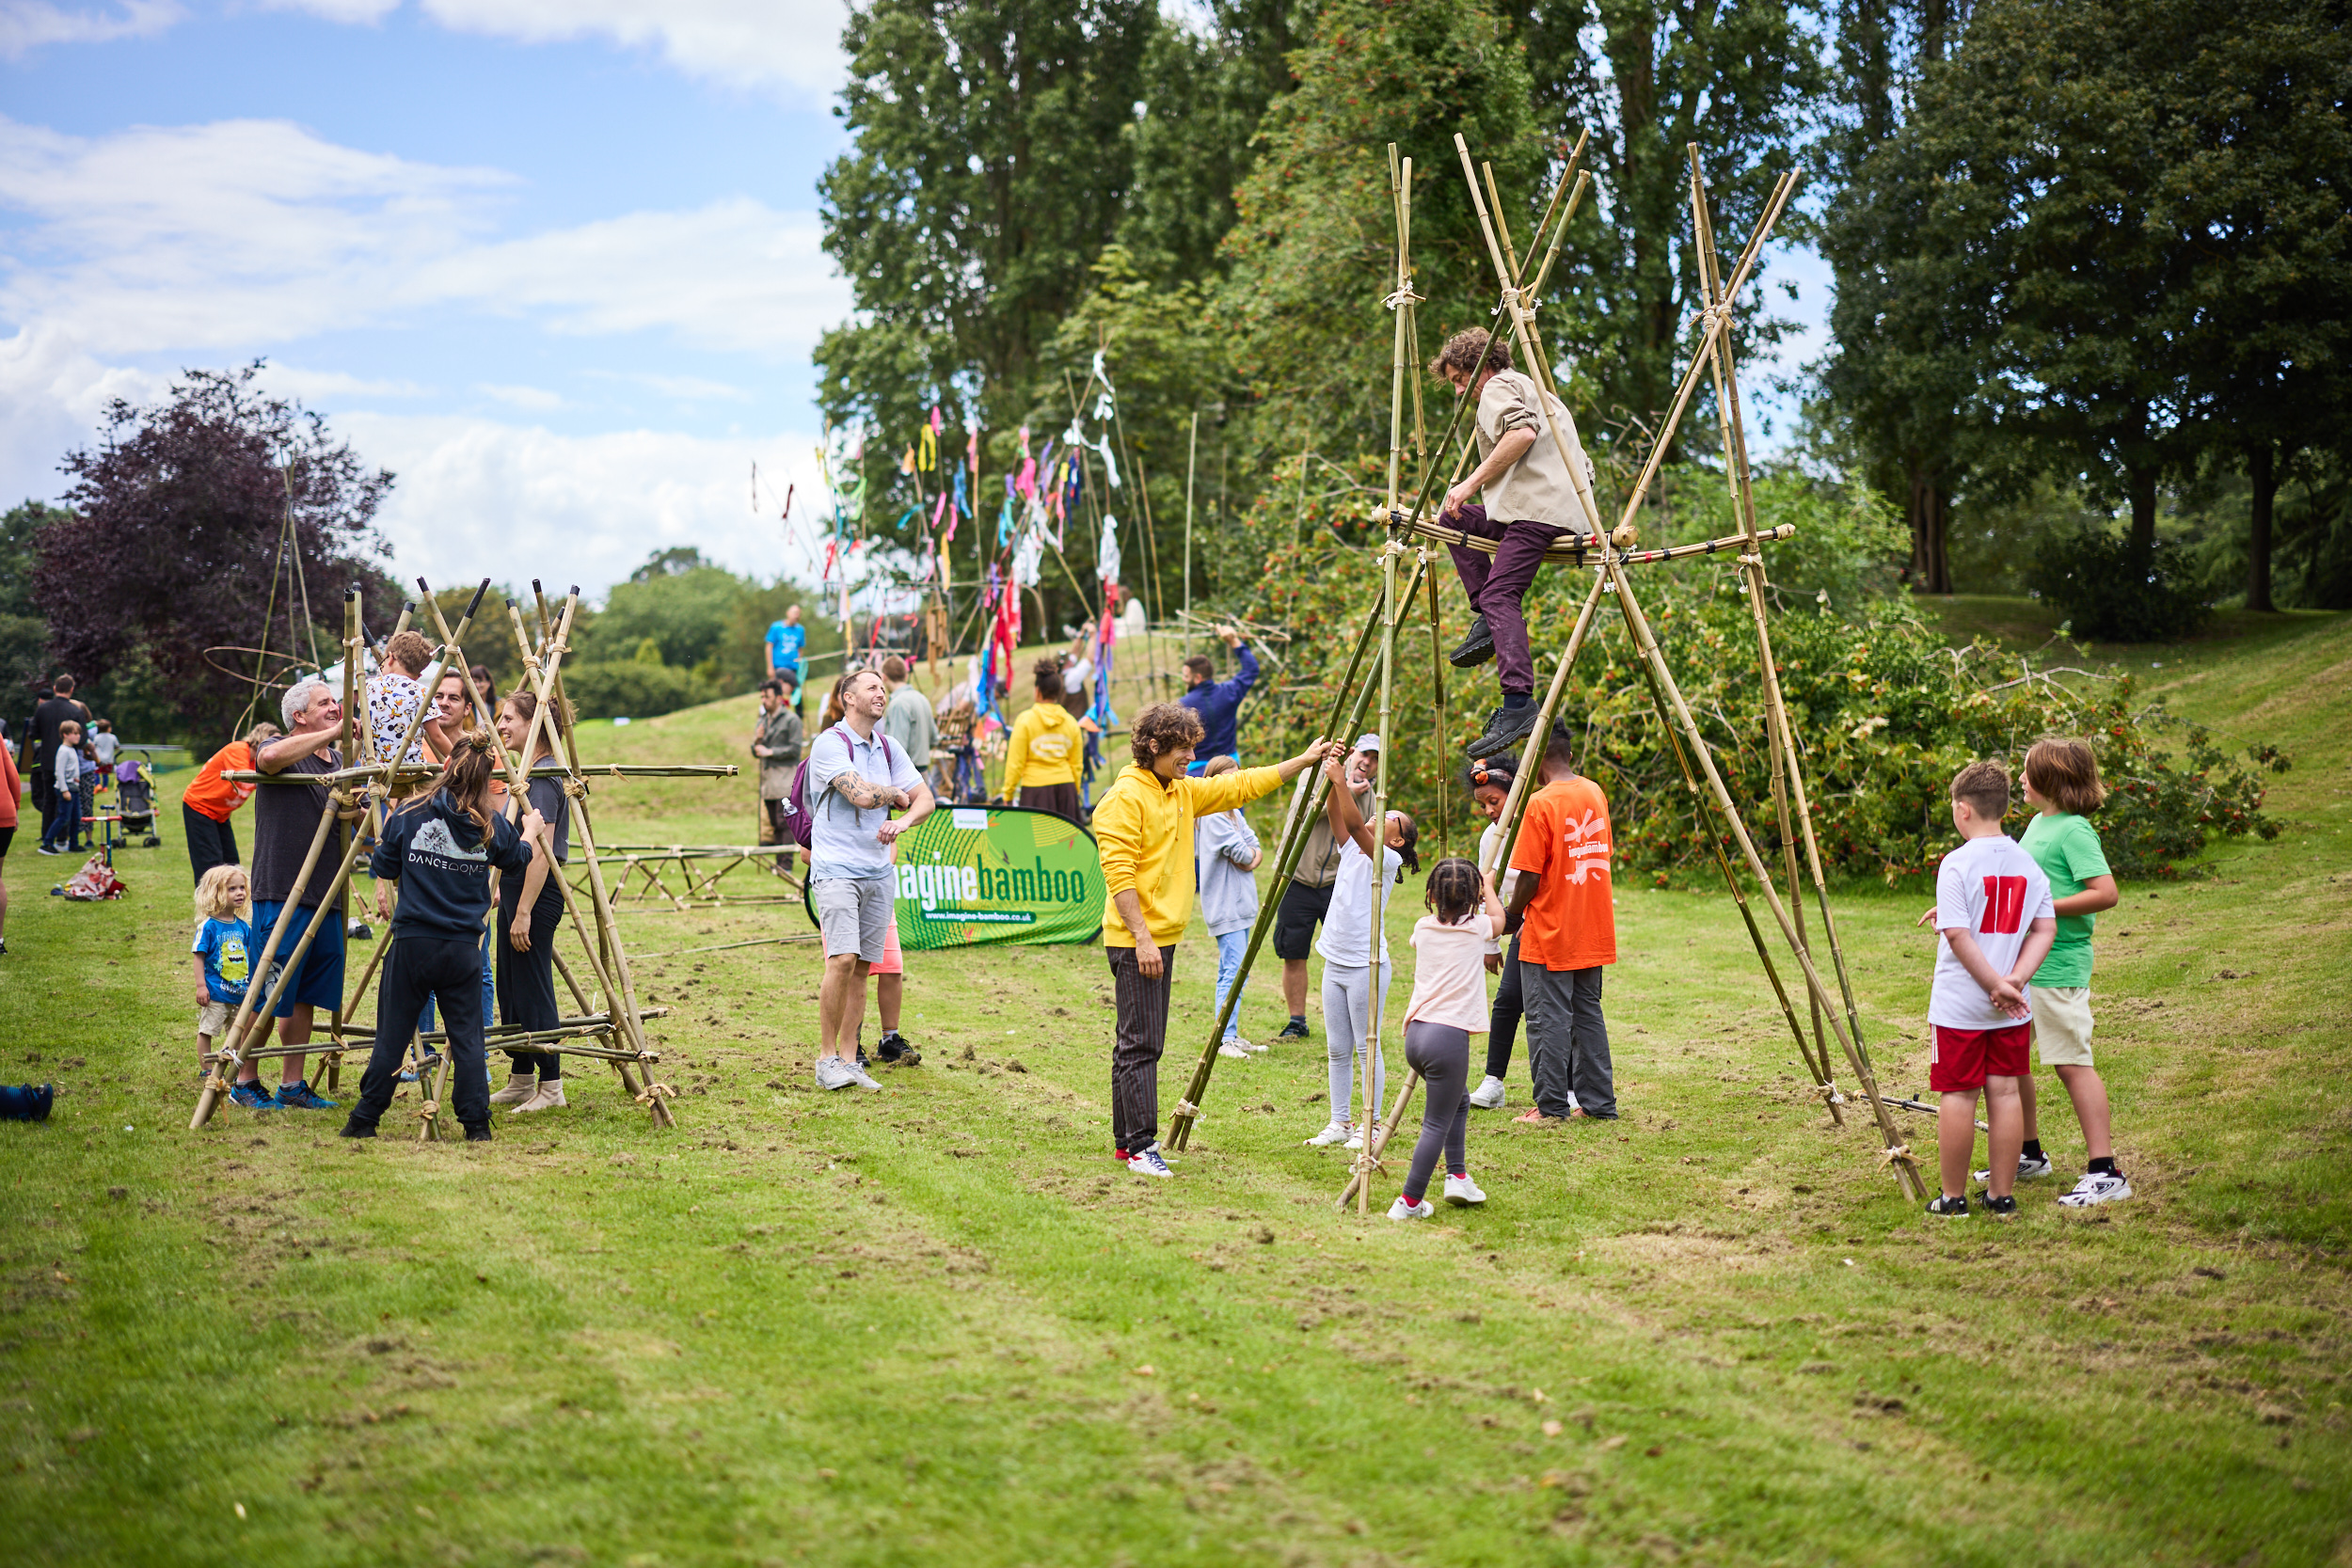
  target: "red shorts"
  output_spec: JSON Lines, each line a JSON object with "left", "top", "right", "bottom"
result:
{"left": 1930, "top": 1023, "right": 2030, "bottom": 1092}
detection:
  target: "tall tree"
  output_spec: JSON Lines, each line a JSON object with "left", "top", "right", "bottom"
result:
{"left": 0, "top": 501, "right": 65, "bottom": 701}
{"left": 1501, "top": 0, "right": 1827, "bottom": 432}
{"left": 815, "top": 0, "right": 1158, "bottom": 451}
{"left": 35, "top": 365, "right": 393, "bottom": 736}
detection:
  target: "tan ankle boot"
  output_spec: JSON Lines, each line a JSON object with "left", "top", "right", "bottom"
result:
{"left": 488, "top": 1071, "right": 536, "bottom": 1107}
{"left": 515, "top": 1080, "right": 568, "bottom": 1114}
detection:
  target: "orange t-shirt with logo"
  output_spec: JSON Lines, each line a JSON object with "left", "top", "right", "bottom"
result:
{"left": 182, "top": 742, "right": 257, "bottom": 823}
{"left": 1508, "top": 776, "right": 1617, "bottom": 971}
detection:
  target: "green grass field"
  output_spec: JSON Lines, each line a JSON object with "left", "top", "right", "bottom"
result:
{"left": 4, "top": 602, "right": 2348, "bottom": 1566}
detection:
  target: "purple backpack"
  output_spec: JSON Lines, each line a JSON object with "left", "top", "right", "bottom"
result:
{"left": 784, "top": 724, "right": 902, "bottom": 852}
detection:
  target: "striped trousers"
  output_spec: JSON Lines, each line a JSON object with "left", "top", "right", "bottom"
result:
{"left": 1107, "top": 945, "right": 1179, "bottom": 1154}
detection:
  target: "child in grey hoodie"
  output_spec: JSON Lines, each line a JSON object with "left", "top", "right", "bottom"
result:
{"left": 1194, "top": 756, "right": 1263, "bottom": 1057}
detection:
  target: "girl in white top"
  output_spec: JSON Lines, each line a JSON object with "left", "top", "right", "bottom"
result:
{"left": 1391, "top": 857, "right": 1508, "bottom": 1218}
{"left": 1304, "top": 755, "right": 1419, "bottom": 1150}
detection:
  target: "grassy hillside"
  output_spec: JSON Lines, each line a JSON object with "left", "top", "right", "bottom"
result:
{"left": 2, "top": 604, "right": 2346, "bottom": 1565}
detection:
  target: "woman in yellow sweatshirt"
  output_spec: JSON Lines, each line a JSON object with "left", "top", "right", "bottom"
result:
{"left": 1001, "top": 657, "right": 1087, "bottom": 822}
{"left": 1093, "top": 703, "right": 1330, "bottom": 1178}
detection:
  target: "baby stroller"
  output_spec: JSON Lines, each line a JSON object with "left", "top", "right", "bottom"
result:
{"left": 114, "top": 758, "right": 161, "bottom": 847}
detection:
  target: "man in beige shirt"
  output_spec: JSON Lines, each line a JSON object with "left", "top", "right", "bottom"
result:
{"left": 1429, "top": 327, "right": 1597, "bottom": 757}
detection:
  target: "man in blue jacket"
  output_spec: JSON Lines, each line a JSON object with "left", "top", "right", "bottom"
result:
{"left": 1180, "top": 624, "right": 1258, "bottom": 771}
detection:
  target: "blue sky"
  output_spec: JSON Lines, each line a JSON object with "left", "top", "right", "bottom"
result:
{"left": 0, "top": 0, "right": 1829, "bottom": 598}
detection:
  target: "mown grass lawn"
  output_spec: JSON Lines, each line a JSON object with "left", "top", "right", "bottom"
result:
{"left": 3, "top": 602, "right": 2347, "bottom": 1566}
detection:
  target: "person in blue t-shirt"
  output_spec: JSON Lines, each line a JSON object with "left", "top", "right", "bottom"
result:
{"left": 765, "top": 604, "right": 808, "bottom": 686}
{"left": 341, "top": 736, "right": 541, "bottom": 1143}
{"left": 1179, "top": 624, "right": 1259, "bottom": 774}
{"left": 191, "top": 864, "right": 259, "bottom": 1072}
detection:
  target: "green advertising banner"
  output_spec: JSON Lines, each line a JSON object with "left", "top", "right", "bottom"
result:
{"left": 805, "top": 805, "right": 1105, "bottom": 949}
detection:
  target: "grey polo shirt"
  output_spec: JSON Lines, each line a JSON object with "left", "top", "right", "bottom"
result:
{"left": 805, "top": 721, "right": 921, "bottom": 881}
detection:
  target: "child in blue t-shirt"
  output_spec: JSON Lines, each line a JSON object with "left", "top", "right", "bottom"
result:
{"left": 191, "top": 864, "right": 258, "bottom": 1071}
{"left": 765, "top": 604, "right": 807, "bottom": 684}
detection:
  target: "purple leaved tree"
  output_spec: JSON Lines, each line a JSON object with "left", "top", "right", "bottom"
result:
{"left": 34, "top": 363, "right": 398, "bottom": 737}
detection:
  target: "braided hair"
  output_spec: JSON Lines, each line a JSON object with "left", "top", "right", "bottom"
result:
{"left": 436, "top": 730, "right": 500, "bottom": 841}
{"left": 1424, "top": 855, "right": 1480, "bottom": 925}
{"left": 1389, "top": 811, "right": 1422, "bottom": 877}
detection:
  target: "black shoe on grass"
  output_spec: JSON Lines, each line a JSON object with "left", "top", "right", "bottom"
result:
{"left": 876, "top": 1031, "right": 922, "bottom": 1067}
{"left": 1978, "top": 1192, "right": 2019, "bottom": 1216}
{"left": 1926, "top": 1194, "right": 1969, "bottom": 1217}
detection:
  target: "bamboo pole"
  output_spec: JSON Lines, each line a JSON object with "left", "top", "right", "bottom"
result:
{"left": 1183, "top": 409, "right": 1198, "bottom": 655}
{"left": 326, "top": 588, "right": 363, "bottom": 1091}
{"left": 1426, "top": 554, "right": 1448, "bottom": 856}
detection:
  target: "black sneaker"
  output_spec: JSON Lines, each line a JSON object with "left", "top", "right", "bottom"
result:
{"left": 464, "top": 1124, "right": 493, "bottom": 1143}
{"left": 1926, "top": 1194, "right": 1969, "bottom": 1217}
{"left": 876, "top": 1032, "right": 922, "bottom": 1067}
{"left": 337, "top": 1119, "right": 376, "bottom": 1139}
{"left": 1447, "top": 614, "right": 1496, "bottom": 669}
{"left": 1463, "top": 703, "right": 1541, "bottom": 758}
{"left": 1978, "top": 1192, "right": 2019, "bottom": 1216}
{"left": 1274, "top": 1020, "right": 1311, "bottom": 1042}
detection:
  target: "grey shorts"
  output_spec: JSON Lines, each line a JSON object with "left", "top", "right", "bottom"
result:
{"left": 814, "top": 876, "right": 895, "bottom": 965}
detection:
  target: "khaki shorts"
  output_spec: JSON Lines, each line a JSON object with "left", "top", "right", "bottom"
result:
{"left": 814, "top": 875, "right": 894, "bottom": 966}
{"left": 2031, "top": 985, "right": 2094, "bottom": 1067}
{"left": 198, "top": 1000, "right": 232, "bottom": 1037}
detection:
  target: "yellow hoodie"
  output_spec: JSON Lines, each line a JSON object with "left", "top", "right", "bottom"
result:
{"left": 1092, "top": 762, "right": 1284, "bottom": 947}
{"left": 1002, "top": 702, "right": 1083, "bottom": 790}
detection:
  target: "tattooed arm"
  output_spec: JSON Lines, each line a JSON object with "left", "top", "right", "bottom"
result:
{"left": 828, "top": 769, "right": 910, "bottom": 811}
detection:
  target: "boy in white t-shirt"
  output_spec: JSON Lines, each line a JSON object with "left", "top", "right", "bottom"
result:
{"left": 1916, "top": 760, "right": 2058, "bottom": 1217}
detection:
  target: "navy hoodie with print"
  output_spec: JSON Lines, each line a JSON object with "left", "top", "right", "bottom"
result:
{"left": 371, "top": 793, "right": 533, "bottom": 940}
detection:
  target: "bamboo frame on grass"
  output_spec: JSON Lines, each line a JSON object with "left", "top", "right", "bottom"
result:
{"left": 1453, "top": 141, "right": 1920, "bottom": 1194}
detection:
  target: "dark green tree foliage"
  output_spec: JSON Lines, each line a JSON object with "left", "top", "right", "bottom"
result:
{"left": 0, "top": 501, "right": 65, "bottom": 701}
{"left": 1501, "top": 0, "right": 1824, "bottom": 432}
{"left": 575, "top": 547, "right": 751, "bottom": 674}
{"left": 1217, "top": 0, "right": 1543, "bottom": 465}
{"left": 815, "top": 0, "right": 1157, "bottom": 453}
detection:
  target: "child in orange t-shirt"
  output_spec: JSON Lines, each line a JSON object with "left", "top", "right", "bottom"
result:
{"left": 1504, "top": 724, "right": 1616, "bottom": 1121}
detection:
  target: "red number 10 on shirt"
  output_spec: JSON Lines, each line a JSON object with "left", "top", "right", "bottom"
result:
{"left": 1979, "top": 875, "right": 2027, "bottom": 935}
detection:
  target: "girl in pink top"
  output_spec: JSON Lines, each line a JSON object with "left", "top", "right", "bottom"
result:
{"left": 1392, "top": 857, "right": 1507, "bottom": 1219}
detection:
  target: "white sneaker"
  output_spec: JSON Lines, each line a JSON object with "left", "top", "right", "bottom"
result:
{"left": 1974, "top": 1153, "right": 2054, "bottom": 1182}
{"left": 489, "top": 1072, "right": 536, "bottom": 1108}
{"left": 814, "top": 1055, "right": 857, "bottom": 1092}
{"left": 1343, "top": 1119, "right": 1381, "bottom": 1152}
{"left": 846, "top": 1059, "right": 883, "bottom": 1092}
{"left": 1235, "top": 1035, "right": 1263, "bottom": 1054}
{"left": 1138, "top": 1139, "right": 1178, "bottom": 1166}
{"left": 1469, "top": 1075, "right": 1507, "bottom": 1110}
{"left": 514, "top": 1080, "right": 567, "bottom": 1114}
{"left": 1217, "top": 1040, "right": 1249, "bottom": 1060}
{"left": 1127, "top": 1146, "right": 1174, "bottom": 1179}
{"left": 1304, "top": 1120, "right": 1353, "bottom": 1148}
{"left": 2058, "top": 1171, "right": 2132, "bottom": 1206}
{"left": 1443, "top": 1173, "right": 1486, "bottom": 1207}
{"left": 1388, "top": 1196, "right": 1434, "bottom": 1221}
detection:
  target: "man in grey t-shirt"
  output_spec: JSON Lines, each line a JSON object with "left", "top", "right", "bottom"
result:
{"left": 807, "top": 668, "right": 934, "bottom": 1092}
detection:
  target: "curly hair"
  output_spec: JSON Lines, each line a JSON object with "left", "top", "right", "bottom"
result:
{"left": 1130, "top": 702, "right": 1204, "bottom": 768}
{"left": 1429, "top": 327, "right": 1512, "bottom": 380}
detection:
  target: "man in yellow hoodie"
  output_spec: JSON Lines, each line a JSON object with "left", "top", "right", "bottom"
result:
{"left": 1000, "top": 657, "right": 1086, "bottom": 821}
{"left": 1095, "top": 704, "right": 1330, "bottom": 1177}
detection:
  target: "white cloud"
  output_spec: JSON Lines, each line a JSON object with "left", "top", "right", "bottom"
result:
{"left": 258, "top": 363, "right": 431, "bottom": 401}
{"left": 603, "top": 371, "right": 752, "bottom": 403}
{"left": 474, "top": 381, "right": 562, "bottom": 410}
{"left": 0, "top": 324, "right": 168, "bottom": 501}
{"left": 418, "top": 0, "right": 847, "bottom": 103}
{"left": 341, "top": 411, "right": 835, "bottom": 596}
{"left": 258, "top": 0, "right": 399, "bottom": 21}
{"left": 0, "top": 116, "right": 850, "bottom": 358}
{"left": 0, "top": 0, "right": 180, "bottom": 57}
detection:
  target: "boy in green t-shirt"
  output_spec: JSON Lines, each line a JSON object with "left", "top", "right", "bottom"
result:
{"left": 2008, "top": 738, "right": 2131, "bottom": 1205}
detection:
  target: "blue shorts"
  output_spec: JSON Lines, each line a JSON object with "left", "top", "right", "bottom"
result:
{"left": 253, "top": 899, "right": 347, "bottom": 1018}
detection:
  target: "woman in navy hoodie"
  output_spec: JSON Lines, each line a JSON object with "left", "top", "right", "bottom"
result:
{"left": 341, "top": 735, "right": 542, "bottom": 1142}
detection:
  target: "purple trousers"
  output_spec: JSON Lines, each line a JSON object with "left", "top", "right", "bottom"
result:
{"left": 1445, "top": 504, "right": 1571, "bottom": 695}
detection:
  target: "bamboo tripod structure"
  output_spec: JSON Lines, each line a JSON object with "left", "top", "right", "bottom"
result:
{"left": 1177, "top": 135, "right": 1929, "bottom": 1205}
{"left": 188, "top": 577, "right": 728, "bottom": 1135}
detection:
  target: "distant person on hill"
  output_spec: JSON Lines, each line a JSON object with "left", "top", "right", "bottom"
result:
{"left": 753, "top": 675, "right": 805, "bottom": 865}
{"left": 1428, "top": 327, "right": 1600, "bottom": 760}
{"left": 765, "top": 604, "right": 807, "bottom": 686}
{"left": 182, "top": 723, "right": 283, "bottom": 884}
{"left": 881, "top": 656, "right": 938, "bottom": 790}
{"left": 808, "top": 668, "right": 934, "bottom": 1092}
{"left": 1001, "top": 657, "right": 1084, "bottom": 822}
{"left": 1179, "top": 624, "right": 1259, "bottom": 771}
{"left": 1093, "top": 705, "right": 1329, "bottom": 1179}
{"left": 1915, "top": 760, "right": 2057, "bottom": 1218}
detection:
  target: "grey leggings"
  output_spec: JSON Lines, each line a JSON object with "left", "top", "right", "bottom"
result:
{"left": 1402, "top": 1021, "right": 1470, "bottom": 1202}
{"left": 1321, "top": 960, "right": 1391, "bottom": 1123}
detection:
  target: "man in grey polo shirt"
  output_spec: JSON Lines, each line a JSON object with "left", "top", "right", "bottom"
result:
{"left": 808, "top": 668, "right": 934, "bottom": 1091}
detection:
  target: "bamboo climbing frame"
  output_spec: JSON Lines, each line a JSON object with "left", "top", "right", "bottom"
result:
{"left": 1173, "top": 132, "right": 1930, "bottom": 1205}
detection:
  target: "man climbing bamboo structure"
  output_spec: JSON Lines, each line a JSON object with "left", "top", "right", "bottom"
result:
{"left": 1430, "top": 327, "right": 1599, "bottom": 758}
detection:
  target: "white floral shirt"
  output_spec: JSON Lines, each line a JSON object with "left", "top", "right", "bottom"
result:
{"left": 367, "top": 672, "right": 428, "bottom": 766}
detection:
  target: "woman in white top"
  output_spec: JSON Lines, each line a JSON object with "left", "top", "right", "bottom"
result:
{"left": 1392, "top": 857, "right": 1508, "bottom": 1219}
{"left": 1303, "top": 755, "right": 1419, "bottom": 1150}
